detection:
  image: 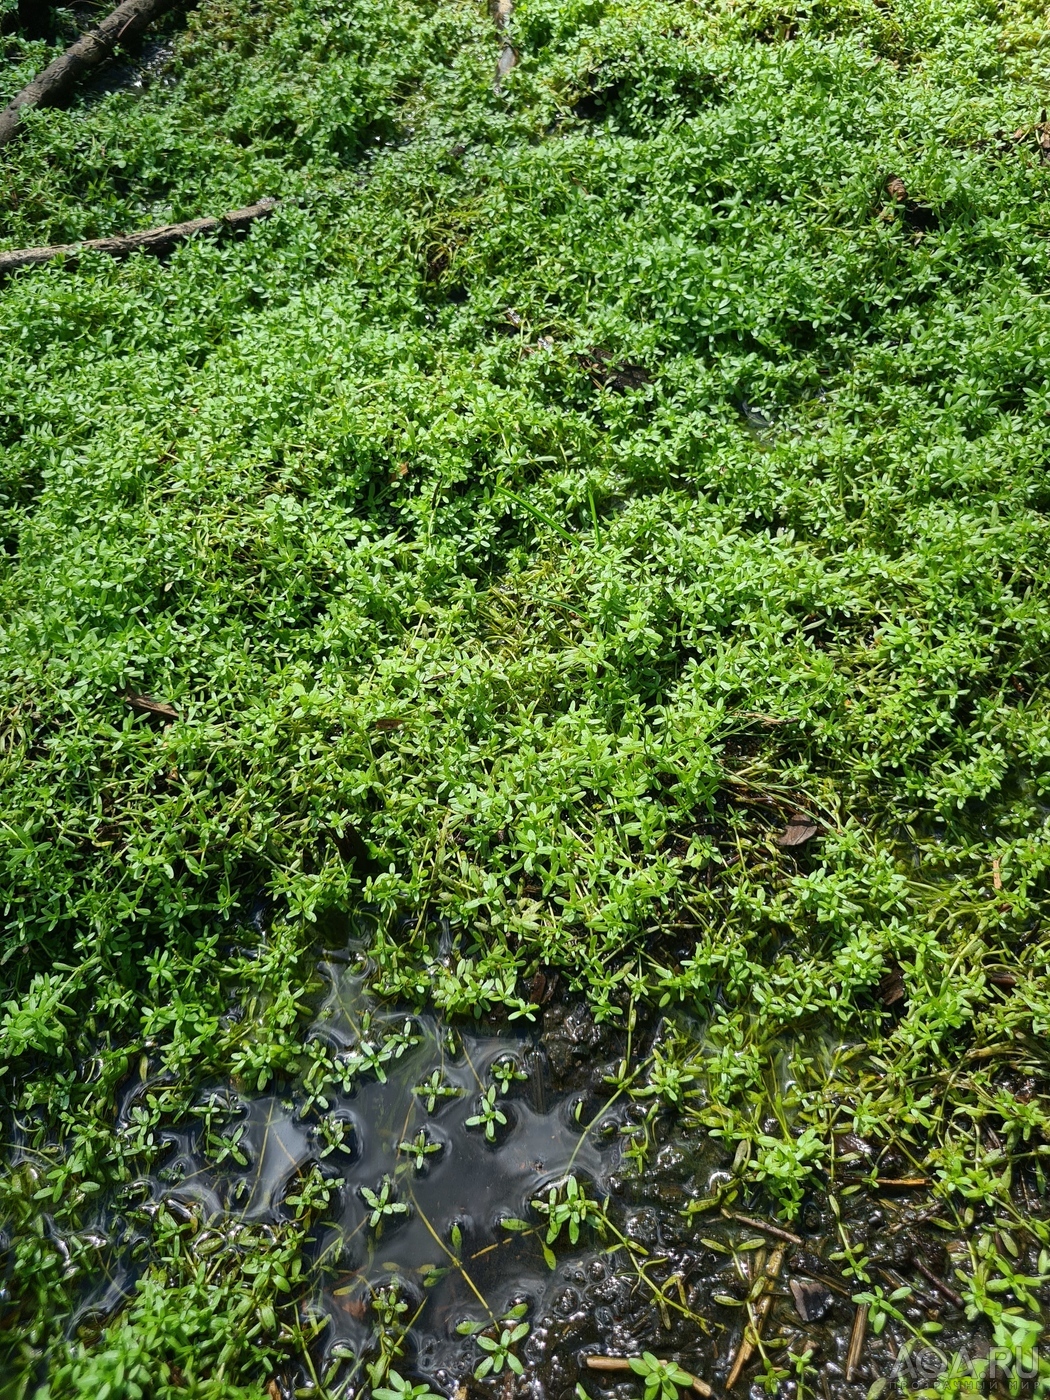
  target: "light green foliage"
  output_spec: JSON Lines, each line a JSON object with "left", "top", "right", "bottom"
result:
{"left": 361, "top": 1176, "right": 409, "bottom": 1233}
{"left": 373, "top": 1369, "right": 446, "bottom": 1400}
{"left": 628, "top": 1353, "right": 695, "bottom": 1400}
{"left": 398, "top": 1126, "right": 442, "bottom": 1169}
{"left": 465, "top": 1083, "right": 508, "bottom": 1140}
{"left": 414, "top": 1067, "right": 463, "bottom": 1111}
{"left": 532, "top": 1173, "right": 609, "bottom": 1255}
{"left": 490, "top": 1053, "right": 528, "bottom": 1093}
{"left": 2, "top": 0, "right": 1050, "bottom": 1385}
{"left": 457, "top": 1303, "right": 531, "bottom": 1379}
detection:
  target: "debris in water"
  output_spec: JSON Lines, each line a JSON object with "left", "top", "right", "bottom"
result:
{"left": 877, "top": 960, "right": 906, "bottom": 1008}
{"left": 584, "top": 1356, "right": 713, "bottom": 1397}
{"left": 789, "top": 1277, "right": 831, "bottom": 1323}
{"left": 846, "top": 1301, "right": 868, "bottom": 1381}
{"left": 726, "top": 1244, "right": 785, "bottom": 1388}
{"left": 913, "top": 1256, "right": 964, "bottom": 1309}
{"left": 723, "top": 1211, "right": 802, "bottom": 1246}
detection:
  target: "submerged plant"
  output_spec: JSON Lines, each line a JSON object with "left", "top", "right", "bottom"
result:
{"left": 373, "top": 1370, "right": 446, "bottom": 1400}
{"left": 414, "top": 1070, "right": 463, "bottom": 1113}
{"left": 458, "top": 1304, "right": 531, "bottom": 1379}
{"left": 490, "top": 1054, "right": 528, "bottom": 1094}
{"left": 365, "top": 1283, "right": 412, "bottom": 1390}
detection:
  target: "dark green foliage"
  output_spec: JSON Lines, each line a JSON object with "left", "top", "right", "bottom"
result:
{"left": 2, "top": 0, "right": 1050, "bottom": 1387}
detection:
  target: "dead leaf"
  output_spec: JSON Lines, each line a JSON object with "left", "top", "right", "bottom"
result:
{"left": 332, "top": 1289, "right": 369, "bottom": 1319}
{"left": 790, "top": 1277, "right": 832, "bottom": 1323}
{"left": 877, "top": 960, "right": 906, "bottom": 1008}
{"left": 372, "top": 717, "right": 405, "bottom": 731}
{"left": 992, "top": 857, "right": 1002, "bottom": 890}
{"left": 776, "top": 812, "right": 819, "bottom": 847}
{"left": 124, "top": 691, "right": 178, "bottom": 721}
{"left": 529, "top": 969, "right": 558, "bottom": 1004}
{"left": 886, "top": 175, "right": 908, "bottom": 201}
{"left": 579, "top": 348, "right": 652, "bottom": 393}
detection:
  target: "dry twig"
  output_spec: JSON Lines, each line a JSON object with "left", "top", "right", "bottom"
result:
{"left": 0, "top": 198, "right": 277, "bottom": 276}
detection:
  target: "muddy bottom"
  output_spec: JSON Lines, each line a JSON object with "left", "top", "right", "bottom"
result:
{"left": 74, "top": 938, "right": 1001, "bottom": 1400}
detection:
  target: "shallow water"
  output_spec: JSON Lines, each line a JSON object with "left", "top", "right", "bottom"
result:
{"left": 39, "top": 937, "right": 1009, "bottom": 1400}
{"left": 143, "top": 952, "right": 631, "bottom": 1391}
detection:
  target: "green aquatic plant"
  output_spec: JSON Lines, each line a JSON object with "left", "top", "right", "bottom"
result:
{"left": 413, "top": 1070, "right": 463, "bottom": 1113}
{"left": 532, "top": 1174, "right": 609, "bottom": 1261}
{"left": 361, "top": 1177, "right": 409, "bottom": 1235}
{"left": 397, "top": 1128, "right": 442, "bottom": 1171}
{"left": 490, "top": 1054, "right": 528, "bottom": 1094}
{"left": 465, "top": 1085, "right": 508, "bottom": 1142}
{"left": 373, "top": 1370, "right": 446, "bottom": 1400}
{"left": 458, "top": 1304, "right": 531, "bottom": 1380}
{"left": 628, "top": 1353, "right": 695, "bottom": 1400}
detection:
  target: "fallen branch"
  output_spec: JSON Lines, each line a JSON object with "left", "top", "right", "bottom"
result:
{"left": 0, "top": 0, "right": 179, "bottom": 148}
{"left": 0, "top": 196, "right": 277, "bottom": 276}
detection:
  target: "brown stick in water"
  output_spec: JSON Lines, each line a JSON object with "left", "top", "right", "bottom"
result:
{"left": 726, "top": 1244, "right": 786, "bottom": 1388}
{"left": 846, "top": 1303, "right": 868, "bottom": 1381}
{"left": 724, "top": 1210, "right": 803, "bottom": 1246}
{"left": 913, "top": 1257, "right": 964, "bottom": 1309}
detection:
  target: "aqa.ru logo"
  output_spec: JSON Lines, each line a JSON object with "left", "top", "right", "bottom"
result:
{"left": 884, "top": 1346, "right": 1042, "bottom": 1389}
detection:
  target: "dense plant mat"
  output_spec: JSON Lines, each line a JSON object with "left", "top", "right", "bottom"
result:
{"left": 2, "top": 0, "right": 1050, "bottom": 1389}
